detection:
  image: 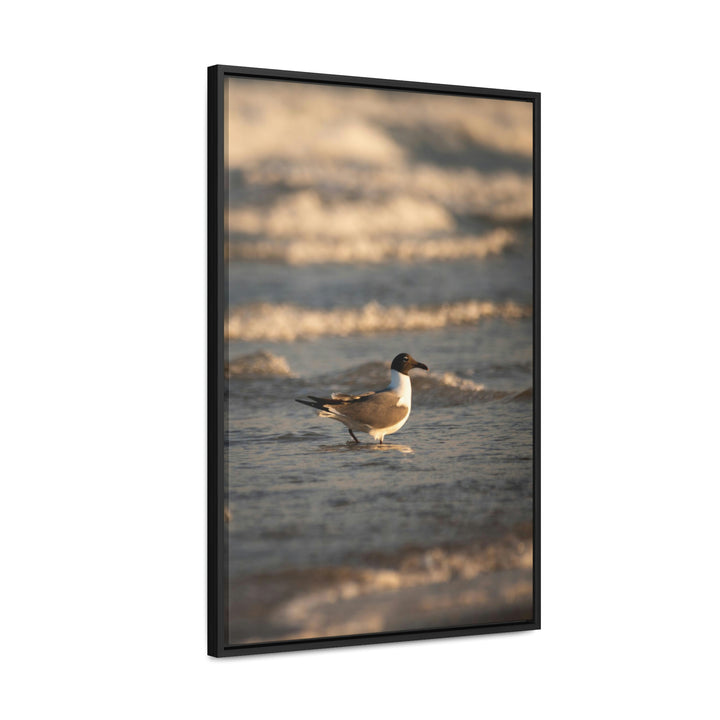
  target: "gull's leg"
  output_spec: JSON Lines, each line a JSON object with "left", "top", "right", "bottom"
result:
{"left": 348, "top": 429, "right": 359, "bottom": 443}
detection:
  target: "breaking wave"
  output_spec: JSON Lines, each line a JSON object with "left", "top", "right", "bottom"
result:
{"left": 276, "top": 539, "right": 532, "bottom": 638}
{"left": 227, "top": 356, "right": 531, "bottom": 406}
{"left": 313, "top": 361, "right": 530, "bottom": 406}
{"left": 228, "top": 228, "right": 516, "bottom": 264}
{"left": 228, "top": 191, "right": 455, "bottom": 238}
{"left": 226, "top": 78, "right": 533, "bottom": 170}
{"left": 226, "top": 350, "right": 294, "bottom": 377}
{"left": 232, "top": 528, "right": 533, "bottom": 642}
{"left": 415, "top": 375, "right": 532, "bottom": 405}
{"left": 225, "top": 299, "right": 531, "bottom": 342}
{"left": 239, "top": 166, "right": 533, "bottom": 222}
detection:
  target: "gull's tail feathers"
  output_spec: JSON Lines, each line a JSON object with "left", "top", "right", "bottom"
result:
{"left": 295, "top": 396, "right": 337, "bottom": 410}
{"left": 295, "top": 396, "right": 349, "bottom": 423}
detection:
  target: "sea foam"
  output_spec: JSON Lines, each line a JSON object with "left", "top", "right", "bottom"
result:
{"left": 226, "top": 78, "right": 533, "bottom": 170}
{"left": 225, "top": 299, "right": 531, "bottom": 342}
{"left": 241, "top": 165, "right": 533, "bottom": 221}
{"left": 270, "top": 533, "right": 533, "bottom": 640}
{"left": 226, "top": 350, "right": 294, "bottom": 377}
{"left": 228, "top": 228, "right": 516, "bottom": 264}
{"left": 228, "top": 191, "right": 455, "bottom": 238}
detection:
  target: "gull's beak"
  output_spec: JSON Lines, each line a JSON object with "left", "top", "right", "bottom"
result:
{"left": 413, "top": 360, "right": 429, "bottom": 372}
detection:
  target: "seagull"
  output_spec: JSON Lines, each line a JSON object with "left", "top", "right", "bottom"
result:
{"left": 295, "top": 353, "right": 429, "bottom": 444}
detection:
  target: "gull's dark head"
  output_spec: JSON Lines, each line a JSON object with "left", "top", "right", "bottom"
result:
{"left": 391, "top": 352, "right": 429, "bottom": 376}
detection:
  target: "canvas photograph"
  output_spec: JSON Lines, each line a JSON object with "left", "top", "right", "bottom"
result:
{"left": 209, "top": 66, "right": 539, "bottom": 655}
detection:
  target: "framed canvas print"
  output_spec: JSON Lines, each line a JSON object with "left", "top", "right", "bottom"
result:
{"left": 208, "top": 65, "right": 540, "bottom": 657}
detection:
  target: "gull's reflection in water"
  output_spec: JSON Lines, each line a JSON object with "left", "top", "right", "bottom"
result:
{"left": 318, "top": 443, "right": 414, "bottom": 454}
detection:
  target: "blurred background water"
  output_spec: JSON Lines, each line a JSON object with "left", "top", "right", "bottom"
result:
{"left": 224, "top": 77, "right": 535, "bottom": 645}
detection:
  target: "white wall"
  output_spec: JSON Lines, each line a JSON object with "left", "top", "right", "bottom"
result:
{"left": 2, "top": 2, "right": 718, "bottom": 718}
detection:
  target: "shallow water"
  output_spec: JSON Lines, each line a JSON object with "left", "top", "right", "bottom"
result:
{"left": 225, "top": 328, "right": 534, "bottom": 643}
{"left": 223, "top": 76, "right": 535, "bottom": 645}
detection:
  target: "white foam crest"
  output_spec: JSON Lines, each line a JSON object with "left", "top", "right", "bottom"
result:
{"left": 226, "top": 78, "right": 532, "bottom": 168}
{"left": 275, "top": 539, "right": 533, "bottom": 635}
{"left": 433, "top": 372, "right": 487, "bottom": 393}
{"left": 228, "top": 191, "right": 455, "bottom": 238}
{"left": 227, "top": 81, "right": 406, "bottom": 167}
{"left": 225, "top": 299, "right": 531, "bottom": 342}
{"left": 382, "top": 93, "right": 533, "bottom": 157}
{"left": 226, "top": 350, "right": 294, "bottom": 377}
{"left": 229, "top": 228, "right": 516, "bottom": 264}
{"left": 413, "top": 372, "right": 513, "bottom": 405}
{"left": 243, "top": 165, "right": 533, "bottom": 221}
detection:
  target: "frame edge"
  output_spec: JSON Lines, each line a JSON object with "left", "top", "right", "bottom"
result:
{"left": 207, "top": 65, "right": 225, "bottom": 657}
{"left": 207, "top": 65, "right": 541, "bottom": 656}
{"left": 209, "top": 63, "right": 539, "bottom": 102}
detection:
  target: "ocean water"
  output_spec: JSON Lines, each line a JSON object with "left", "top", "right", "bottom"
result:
{"left": 224, "top": 77, "right": 535, "bottom": 645}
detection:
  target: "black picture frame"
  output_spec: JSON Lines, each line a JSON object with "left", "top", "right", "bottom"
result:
{"left": 208, "top": 64, "right": 540, "bottom": 657}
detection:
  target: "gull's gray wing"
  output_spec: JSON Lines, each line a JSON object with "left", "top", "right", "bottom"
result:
{"left": 327, "top": 391, "right": 408, "bottom": 428}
